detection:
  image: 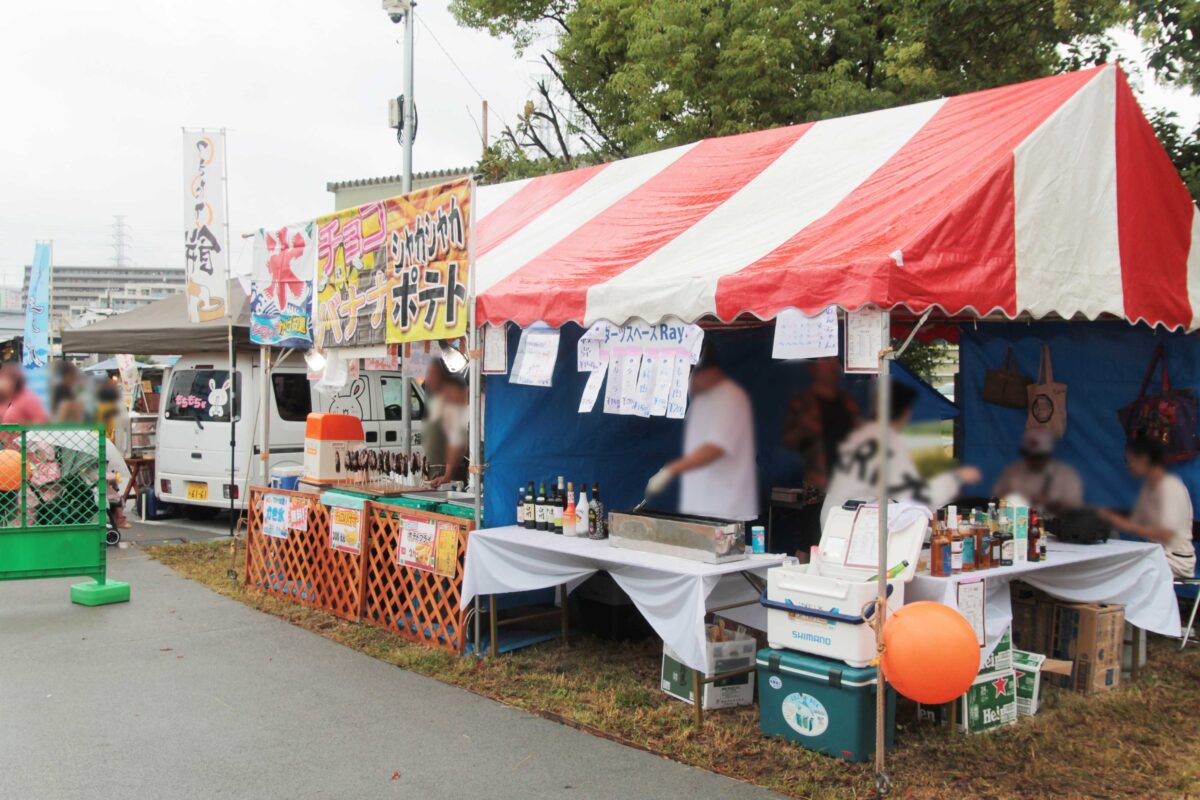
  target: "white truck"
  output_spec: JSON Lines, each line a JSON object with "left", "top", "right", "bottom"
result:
{"left": 155, "top": 351, "right": 426, "bottom": 514}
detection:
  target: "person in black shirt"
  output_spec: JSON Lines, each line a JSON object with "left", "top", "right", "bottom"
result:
{"left": 782, "top": 357, "right": 858, "bottom": 489}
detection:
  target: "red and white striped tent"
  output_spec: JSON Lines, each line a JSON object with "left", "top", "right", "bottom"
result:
{"left": 473, "top": 65, "right": 1200, "bottom": 331}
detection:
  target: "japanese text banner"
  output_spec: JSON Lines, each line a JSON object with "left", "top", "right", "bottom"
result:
{"left": 314, "top": 202, "right": 389, "bottom": 348}
{"left": 385, "top": 178, "right": 471, "bottom": 344}
{"left": 182, "top": 130, "right": 229, "bottom": 323}
{"left": 251, "top": 222, "right": 316, "bottom": 348}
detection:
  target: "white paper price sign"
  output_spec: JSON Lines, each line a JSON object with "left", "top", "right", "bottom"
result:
{"left": 844, "top": 306, "right": 885, "bottom": 374}
{"left": 576, "top": 318, "right": 703, "bottom": 416}
{"left": 773, "top": 306, "right": 838, "bottom": 360}
{"left": 511, "top": 326, "right": 560, "bottom": 387}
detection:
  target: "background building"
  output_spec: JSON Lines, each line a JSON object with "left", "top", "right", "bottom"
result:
{"left": 326, "top": 167, "right": 473, "bottom": 210}
{"left": 21, "top": 264, "right": 185, "bottom": 328}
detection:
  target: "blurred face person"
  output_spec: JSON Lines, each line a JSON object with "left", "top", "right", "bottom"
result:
{"left": 810, "top": 357, "right": 841, "bottom": 393}
{"left": 0, "top": 365, "right": 17, "bottom": 402}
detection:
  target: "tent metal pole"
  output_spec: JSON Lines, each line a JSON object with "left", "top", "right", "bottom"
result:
{"left": 874, "top": 308, "right": 892, "bottom": 791}
{"left": 259, "top": 346, "right": 271, "bottom": 487}
{"left": 467, "top": 180, "right": 482, "bottom": 657}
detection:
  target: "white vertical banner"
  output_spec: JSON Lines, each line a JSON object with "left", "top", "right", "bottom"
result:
{"left": 114, "top": 354, "right": 139, "bottom": 412}
{"left": 183, "top": 129, "right": 229, "bottom": 323}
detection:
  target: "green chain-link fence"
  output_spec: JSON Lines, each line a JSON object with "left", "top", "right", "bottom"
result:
{"left": 0, "top": 424, "right": 129, "bottom": 605}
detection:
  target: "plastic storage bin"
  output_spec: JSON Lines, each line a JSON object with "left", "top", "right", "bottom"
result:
{"left": 269, "top": 466, "right": 304, "bottom": 491}
{"left": 757, "top": 648, "right": 895, "bottom": 762}
{"left": 762, "top": 503, "right": 926, "bottom": 667}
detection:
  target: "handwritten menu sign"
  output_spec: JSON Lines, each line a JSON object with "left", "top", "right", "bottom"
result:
{"left": 576, "top": 318, "right": 703, "bottom": 416}
{"left": 772, "top": 307, "right": 838, "bottom": 360}
{"left": 511, "top": 326, "right": 560, "bottom": 387}
{"left": 844, "top": 306, "right": 885, "bottom": 374}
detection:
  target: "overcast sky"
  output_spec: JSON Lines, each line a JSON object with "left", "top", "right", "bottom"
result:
{"left": 0, "top": 0, "right": 540, "bottom": 284}
{"left": 0, "top": 3, "right": 1196, "bottom": 287}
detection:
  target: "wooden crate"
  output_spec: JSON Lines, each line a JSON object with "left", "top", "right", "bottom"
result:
{"left": 362, "top": 502, "right": 473, "bottom": 654}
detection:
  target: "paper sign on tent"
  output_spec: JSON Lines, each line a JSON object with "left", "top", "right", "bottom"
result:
{"left": 666, "top": 356, "right": 691, "bottom": 419}
{"left": 772, "top": 307, "right": 838, "bottom": 360}
{"left": 649, "top": 353, "right": 674, "bottom": 415}
{"left": 578, "top": 361, "right": 608, "bottom": 413}
{"left": 619, "top": 354, "right": 643, "bottom": 415}
{"left": 603, "top": 354, "right": 625, "bottom": 414}
{"left": 511, "top": 326, "right": 560, "bottom": 387}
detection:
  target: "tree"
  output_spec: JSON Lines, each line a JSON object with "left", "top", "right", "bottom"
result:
{"left": 1149, "top": 108, "right": 1200, "bottom": 202}
{"left": 453, "top": 0, "right": 1124, "bottom": 176}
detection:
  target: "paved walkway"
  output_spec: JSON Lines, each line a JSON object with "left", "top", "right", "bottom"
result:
{"left": 0, "top": 547, "right": 784, "bottom": 800}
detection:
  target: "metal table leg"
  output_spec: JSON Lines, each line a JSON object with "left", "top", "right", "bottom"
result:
{"left": 489, "top": 593, "right": 498, "bottom": 658}
{"left": 560, "top": 583, "right": 569, "bottom": 646}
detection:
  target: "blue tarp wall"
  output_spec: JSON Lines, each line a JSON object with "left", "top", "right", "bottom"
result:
{"left": 960, "top": 321, "right": 1200, "bottom": 508}
{"left": 482, "top": 324, "right": 955, "bottom": 527}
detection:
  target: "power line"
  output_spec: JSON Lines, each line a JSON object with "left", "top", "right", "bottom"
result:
{"left": 415, "top": 15, "right": 508, "bottom": 135}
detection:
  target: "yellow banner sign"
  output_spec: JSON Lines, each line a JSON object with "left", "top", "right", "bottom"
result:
{"left": 385, "top": 178, "right": 472, "bottom": 344}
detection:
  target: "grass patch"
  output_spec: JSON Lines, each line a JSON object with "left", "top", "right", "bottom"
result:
{"left": 148, "top": 540, "right": 1200, "bottom": 799}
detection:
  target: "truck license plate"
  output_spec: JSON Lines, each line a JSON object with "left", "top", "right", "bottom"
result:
{"left": 186, "top": 482, "right": 208, "bottom": 501}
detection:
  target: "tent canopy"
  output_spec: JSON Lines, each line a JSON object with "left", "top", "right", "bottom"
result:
{"left": 474, "top": 66, "right": 1200, "bottom": 331}
{"left": 61, "top": 284, "right": 249, "bottom": 355}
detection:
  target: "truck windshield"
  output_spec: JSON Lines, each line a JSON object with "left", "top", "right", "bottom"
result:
{"left": 165, "top": 369, "right": 240, "bottom": 422}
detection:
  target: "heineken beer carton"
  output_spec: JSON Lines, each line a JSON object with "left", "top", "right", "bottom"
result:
{"left": 1013, "top": 650, "right": 1046, "bottom": 716}
{"left": 981, "top": 625, "right": 1013, "bottom": 673}
{"left": 918, "top": 669, "right": 1018, "bottom": 734}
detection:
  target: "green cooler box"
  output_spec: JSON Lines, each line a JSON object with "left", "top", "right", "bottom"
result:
{"left": 756, "top": 649, "right": 895, "bottom": 763}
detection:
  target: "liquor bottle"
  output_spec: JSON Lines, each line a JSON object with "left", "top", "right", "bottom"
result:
{"left": 1028, "top": 510, "right": 1040, "bottom": 562}
{"left": 1000, "top": 515, "right": 1014, "bottom": 566}
{"left": 552, "top": 486, "right": 564, "bottom": 534}
{"left": 517, "top": 486, "right": 525, "bottom": 526}
{"left": 977, "top": 510, "right": 991, "bottom": 569}
{"left": 536, "top": 482, "right": 548, "bottom": 530}
{"left": 950, "top": 526, "right": 963, "bottom": 574}
{"left": 929, "top": 513, "right": 943, "bottom": 576}
{"left": 589, "top": 483, "right": 605, "bottom": 539}
{"left": 563, "top": 482, "right": 576, "bottom": 536}
{"left": 935, "top": 517, "right": 952, "bottom": 577}
{"left": 1039, "top": 521, "right": 1048, "bottom": 561}
{"left": 962, "top": 519, "right": 975, "bottom": 573}
{"left": 524, "top": 482, "right": 536, "bottom": 529}
{"left": 575, "top": 485, "right": 590, "bottom": 536}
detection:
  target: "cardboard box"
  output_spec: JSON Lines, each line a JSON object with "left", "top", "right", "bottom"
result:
{"left": 1049, "top": 603, "right": 1124, "bottom": 695}
{"left": 1011, "top": 583, "right": 1057, "bottom": 654}
{"left": 662, "top": 627, "right": 756, "bottom": 710}
{"left": 918, "top": 669, "right": 1018, "bottom": 734}
{"left": 1012, "top": 650, "right": 1073, "bottom": 716}
{"left": 982, "top": 626, "right": 1013, "bottom": 673}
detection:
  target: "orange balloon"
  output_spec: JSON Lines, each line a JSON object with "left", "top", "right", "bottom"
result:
{"left": 0, "top": 449, "right": 21, "bottom": 491}
{"left": 880, "top": 601, "right": 979, "bottom": 704}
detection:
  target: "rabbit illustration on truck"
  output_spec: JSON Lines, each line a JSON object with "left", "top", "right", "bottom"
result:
{"left": 208, "top": 378, "right": 232, "bottom": 418}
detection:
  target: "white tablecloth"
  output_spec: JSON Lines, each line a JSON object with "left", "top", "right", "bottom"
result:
{"left": 908, "top": 539, "right": 1181, "bottom": 667}
{"left": 461, "top": 526, "right": 791, "bottom": 671}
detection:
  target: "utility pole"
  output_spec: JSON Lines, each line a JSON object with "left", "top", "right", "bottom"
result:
{"left": 385, "top": 0, "right": 417, "bottom": 452}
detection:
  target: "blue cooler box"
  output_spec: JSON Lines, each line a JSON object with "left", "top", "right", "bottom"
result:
{"left": 756, "top": 648, "right": 895, "bottom": 763}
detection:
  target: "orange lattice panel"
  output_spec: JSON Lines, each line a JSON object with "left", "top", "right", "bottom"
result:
{"left": 362, "top": 503, "right": 473, "bottom": 655}
{"left": 244, "top": 487, "right": 366, "bottom": 621}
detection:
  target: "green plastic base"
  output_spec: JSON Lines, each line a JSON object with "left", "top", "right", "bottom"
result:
{"left": 70, "top": 580, "right": 130, "bottom": 606}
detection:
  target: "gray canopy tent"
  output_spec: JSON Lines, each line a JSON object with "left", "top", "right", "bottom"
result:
{"left": 60, "top": 283, "right": 249, "bottom": 355}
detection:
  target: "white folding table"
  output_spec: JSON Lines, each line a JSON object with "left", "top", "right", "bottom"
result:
{"left": 908, "top": 539, "right": 1182, "bottom": 674}
{"left": 462, "top": 525, "right": 790, "bottom": 723}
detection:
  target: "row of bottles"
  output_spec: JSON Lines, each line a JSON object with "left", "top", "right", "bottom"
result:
{"left": 518, "top": 476, "right": 608, "bottom": 539}
{"left": 929, "top": 500, "right": 1047, "bottom": 577}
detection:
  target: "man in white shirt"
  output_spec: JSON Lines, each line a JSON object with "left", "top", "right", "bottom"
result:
{"left": 644, "top": 345, "right": 758, "bottom": 521}
{"left": 1100, "top": 438, "right": 1197, "bottom": 580}
{"left": 820, "top": 384, "right": 980, "bottom": 528}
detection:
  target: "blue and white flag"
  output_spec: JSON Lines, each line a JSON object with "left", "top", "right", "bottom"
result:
{"left": 23, "top": 242, "right": 51, "bottom": 408}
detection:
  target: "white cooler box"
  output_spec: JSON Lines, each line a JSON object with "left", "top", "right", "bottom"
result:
{"left": 762, "top": 503, "right": 927, "bottom": 668}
